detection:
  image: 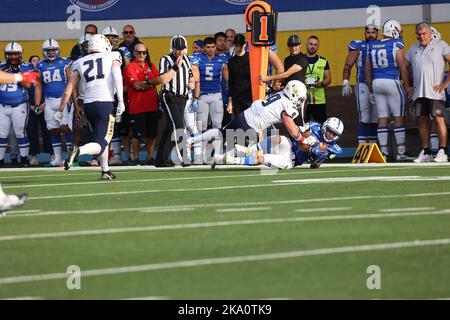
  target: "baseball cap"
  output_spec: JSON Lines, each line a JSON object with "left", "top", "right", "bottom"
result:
{"left": 287, "top": 34, "right": 301, "bottom": 46}
{"left": 194, "top": 39, "right": 204, "bottom": 48}
{"left": 233, "top": 33, "right": 246, "bottom": 46}
{"left": 172, "top": 36, "right": 187, "bottom": 50}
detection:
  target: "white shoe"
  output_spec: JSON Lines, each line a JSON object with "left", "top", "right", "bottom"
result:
{"left": 50, "top": 159, "right": 64, "bottom": 167}
{"left": 235, "top": 144, "right": 252, "bottom": 157}
{"left": 49, "top": 154, "right": 55, "bottom": 163}
{"left": 213, "top": 153, "right": 225, "bottom": 164}
{"left": 30, "top": 156, "right": 39, "bottom": 166}
{"left": 225, "top": 152, "right": 235, "bottom": 165}
{"left": 414, "top": 150, "right": 433, "bottom": 163}
{"left": 433, "top": 149, "right": 448, "bottom": 163}
{"left": 396, "top": 152, "right": 415, "bottom": 161}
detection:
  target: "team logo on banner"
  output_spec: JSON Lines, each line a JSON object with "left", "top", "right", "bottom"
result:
{"left": 69, "top": 0, "right": 119, "bottom": 12}
{"left": 225, "top": 0, "right": 253, "bottom": 5}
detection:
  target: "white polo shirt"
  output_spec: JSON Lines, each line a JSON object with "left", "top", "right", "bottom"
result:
{"left": 406, "top": 39, "right": 450, "bottom": 101}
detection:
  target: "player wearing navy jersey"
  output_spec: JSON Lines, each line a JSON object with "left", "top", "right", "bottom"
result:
{"left": 342, "top": 24, "right": 379, "bottom": 144}
{"left": 222, "top": 117, "right": 343, "bottom": 169}
{"left": 0, "top": 42, "right": 34, "bottom": 167}
{"left": 365, "top": 20, "right": 413, "bottom": 161}
{"left": 62, "top": 34, "right": 124, "bottom": 180}
{"left": 34, "top": 39, "right": 72, "bottom": 167}
{"left": 197, "top": 37, "right": 229, "bottom": 156}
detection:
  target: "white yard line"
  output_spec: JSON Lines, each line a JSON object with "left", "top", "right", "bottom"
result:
{"left": 379, "top": 207, "right": 435, "bottom": 213}
{"left": 5, "top": 190, "right": 450, "bottom": 219}
{"left": 0, "top": 238, "right": 449, "bottom": 285}
{"left": 294, "top": 207, "right": 352, "bottom": 213}
{"left": 1, "top": 209, "right": 450, "bottom": 242}
{"left": 216, "top": 207, "right": 272, "bottom": 213}
{"left": 0, "top": 296, "right": 43, "bottom": 300}
{"left": 121, "top": 296, "right": 168, "bottom": 300}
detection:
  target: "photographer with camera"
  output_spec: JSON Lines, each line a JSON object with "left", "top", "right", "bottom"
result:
{"left": 304, "top": 35, "right": 331, "bottom": 124}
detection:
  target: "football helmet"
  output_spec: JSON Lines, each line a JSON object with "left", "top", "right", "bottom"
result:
{"left": 42, "top": 38, "right": 60, "bottom": 61}
{"left": 4, "top": 42, "right": 23, "bottom": 65}
{"left": 283, "top": 80, "right": 307, "bottom": 110}
{"left": 88, "top": 34, "right": 111, "bottom": 53}
{"left": 431, "top": 26, "right": 441, "bottom": 40}
{"left": 321, "top": 117, "right": 344, "bottom": 143}
{"left": 382, "top": 19, "right": 402, "bottom": 39}
{"left": 102, "top": 26, "right": 119, "bottom": 47}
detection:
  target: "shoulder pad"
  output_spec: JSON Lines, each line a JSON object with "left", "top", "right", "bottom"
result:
{"left": 348, "top": 40, "right": 362, "bottom": 51}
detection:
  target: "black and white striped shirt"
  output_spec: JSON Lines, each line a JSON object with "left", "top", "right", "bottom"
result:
{"left": 159, "top": 53, "right": 192, "bottom": 96}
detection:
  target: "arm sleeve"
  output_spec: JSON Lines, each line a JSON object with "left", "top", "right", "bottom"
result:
{"left": 112, "top": 65, "right": 124, "bottom": 102}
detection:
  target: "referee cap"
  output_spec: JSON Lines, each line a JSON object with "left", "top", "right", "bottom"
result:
{"left": 287, "top": 34, "right": 301, "bottom": 46}
{"left": 171, "top": 35, "right": 187, "bottom": 50}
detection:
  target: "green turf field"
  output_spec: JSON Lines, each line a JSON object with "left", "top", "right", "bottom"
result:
{"left": 0, "top": 163, "right": 449, "bottom": 300}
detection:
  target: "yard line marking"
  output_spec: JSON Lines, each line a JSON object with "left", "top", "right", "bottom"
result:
{"left": 216, "top": 207, "right": 272, "bottom": 213}
{"left": 24, "top": 175, "right": 450, "bottom": 201}
{"left": 1, "top": 165, "right": 447, "bottom": 183}
{"left": 1, "top": 209, "right": 450, "bottom": 242}
{"left": 6, "top": 191, "right": 450, "bottom": 219}
{"left": 139, "top": 208, "right": 194, "bottom": 213}
{"left": 0, "top": 296, "right": 43, "bottom": 300}
{"left": 294, "top": 207, "right": 352, "bottom": 213}
{"left": 121, "top": 296, "right": 168, "bottom": 300}
{"left": 1, "top": 238, "right": 449, "bottom": 285}
{"left": 380, "top": 207, "right": 435, "bottom": 213}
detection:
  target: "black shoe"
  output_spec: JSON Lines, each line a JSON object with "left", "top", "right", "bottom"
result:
{"left": 101, "top": 170, "right": 117, "bottom": 181}
{"left": 146, "top": 158, "right": 156, "bottom": 166}
{"left": 0, "top": 159, "right": 4, "bottom": 167}
{"left": 155, "top": 160, "right": 175, "bottom": 167}
{"left": 127, "top": 158, "right": 139, "bottom": 166}
{"left": 11, "top": 158, "right": 19, "bottom": 167}
{"left": 64, "top": 146, "right": 80, "bottom": 171}
{"left": 181, "top": 161, "right": 191, "bottom": 167}
{"left": 20, "top": 156, "right": 30, "bottom": 167}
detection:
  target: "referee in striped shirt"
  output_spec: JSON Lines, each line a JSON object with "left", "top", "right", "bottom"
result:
{"left": 155, "top": 35, "right": 194, "bottom": 167}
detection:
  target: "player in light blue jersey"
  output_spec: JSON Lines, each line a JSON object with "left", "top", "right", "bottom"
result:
{"left": 0, "top": 42, "right": 34, "bottom": 167}
{"left": 197, "top": 37, "right": 229, "bottom": 157}
{"left": 342, "top": 24, "right": 379, "bottom": 145}
{"left": 35, "top": 38, "right": 72, "bottom": 166}
{"left": 221, "top": 117, "right": 343, "bottom": 169}
{"left": 366, "top": 19, "right": 413, "bottom": 161}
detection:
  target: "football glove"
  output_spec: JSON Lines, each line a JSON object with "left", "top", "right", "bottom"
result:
{"left": 342, "top": 80, "right": 352, "bottom": 96}
{"left": 369, "top": 93, "right": 376, "bottom": 105}
{"left": 191, "top": 100, "right": 199, "bottom": 113}
{"left": 55, "top": 111, "right": 63, "bottom": 122}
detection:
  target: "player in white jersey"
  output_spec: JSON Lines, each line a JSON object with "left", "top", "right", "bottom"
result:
{"left": 187, "top": 80, "right": 316, "bottom": 158}
{"left": 59, "top": 34, "right": 124, "bottom": 180}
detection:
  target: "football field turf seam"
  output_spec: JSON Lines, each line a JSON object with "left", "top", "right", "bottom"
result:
{"left": 0, "top": 165, "right": 447, "bottom": 184}
{"left": 22, "top": 176, "right": 450, "bottom": 201}
{"left": 5, "top": 191, "right": 450, "bottom": 219}
{"left": 0, "top": 238, "right": 449, "bottom": 285}
{"left": 1, "top": 209, "right": 450, "bottom": 242}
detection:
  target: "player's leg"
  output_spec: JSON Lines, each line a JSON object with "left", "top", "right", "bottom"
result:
{"left": 431, "top": 100, "right": 448, "bottom": 162}
{"left": 184, "top": 96, "right": 200, "bottom": 164}
{"left": 372, "top": 79, "right": 390, "bottom": 159}
{"left": 44, "top": 98, "right": 63, "bottom": 166}
{"left": 11, "top": 103, "right": 30, "bottom": 166}
{"left": 0, "top": 183, "right": 28, "bottom": 215}
{"left": 60, "top": 100, "right": 73, "bottom": 153}
{"left": 196, "top": 94, "right": 210, "bottom": 133}
{"left": 0, "top": 106, "right": 12, "bottom": 165}
{"left": 210, "top": 92, "right": 225, "bottom": 156}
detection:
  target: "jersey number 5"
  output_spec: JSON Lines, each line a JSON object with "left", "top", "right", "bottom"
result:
{"left": 83, "top": 58, "right": 105, "bottom": 83}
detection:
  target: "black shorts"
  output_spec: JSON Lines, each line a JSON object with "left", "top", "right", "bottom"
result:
{"left": 129, "top": 111, "right": 159, "bottom": 139}
{"left": 414, "top": 98, "right": 445, "bottom": 118}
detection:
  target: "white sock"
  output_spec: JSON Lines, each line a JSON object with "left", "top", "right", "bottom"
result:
{"left": 79, "top": 143, "right": 101, "bottom": 156}
{"left": 394, "top": 126, "right": 406, "bottom": 155}
{"left": 377, "top": 127, "right": 388, "bottom": 155}
{"left": 99, "top": 148, "right": 110, "bottom": 172}
{"left": 430, "top": 133, "right": 439, "bottom": 151}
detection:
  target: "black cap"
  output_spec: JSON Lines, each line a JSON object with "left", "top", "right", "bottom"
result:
{"left": 287, "top": 34, "right": 301, "bottom": 47}
{"left": 233, "top": 33, "right": 246, "bottom": 45}
{"left": 172, "top": 36, "right": 186, "bottom": 50}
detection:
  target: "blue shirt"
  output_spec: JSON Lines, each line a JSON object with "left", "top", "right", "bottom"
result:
{"left": 348, "top": 40, "right": 371, "bottom": 83}
{"left": 36, "top": 57, "right": 71, "bottom": 98}
{"left": 367, "top": 38, "right": 404, "bottom": 80}
{"left": 0, "top": 62, "right": 34, "bottom": 105}
{"left": 198, "top": 53, "right": 227, "bottom": 95}
{"left": 292, "top": 122, "right": 342, "bottom": 166}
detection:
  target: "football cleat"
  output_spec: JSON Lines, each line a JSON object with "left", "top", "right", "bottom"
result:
{"left": 64, "top": 146, "right": 80, "bottom": 170}
{"left": 433, "top": 149, "right": 448, "bottom": 163}
{"left": 396, "top": 152, "right": 415, "bottom": 162}
{"left": 234, "top": 144, "right": 252, "bottom": 157}
{"left": 101, "top": 170, "right": 117, "bottom": 181}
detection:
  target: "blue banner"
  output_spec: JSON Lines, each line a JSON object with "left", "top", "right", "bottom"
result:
{"left": 0, "top": 0, "right": 446, "bottom": 23}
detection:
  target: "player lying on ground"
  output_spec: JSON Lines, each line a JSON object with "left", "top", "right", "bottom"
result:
{"left": 215, "top": 117, "right": 343, "bottom": 169}
{"left": 0, "top": 184, "right": 27, "bottom": 216}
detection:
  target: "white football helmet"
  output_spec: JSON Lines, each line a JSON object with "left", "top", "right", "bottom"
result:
{"left": 42, "top": 38, "right": 60, "bottom": 61}
{"left": 321, "top": 117, "right": 344, "bottom": 143}
{"left": 4, "top": 42, "right": 23, "bottom": 65}
{"left": 283, "top": 80, "right": 307, "bottom": 110}
{"left": 78, "top": 33, "right": 92, "bottom": 45}
{"left": 88, "top": 34, "right": 111, "bottom": 53}
{"left": 382, "top": 19, "right": 402, "bottom": 39}
{"left": 102, "top": 26, "right": 119, "bottom": 47}
{"left": 431, "top": 26, "right": 441, "bottom": 40}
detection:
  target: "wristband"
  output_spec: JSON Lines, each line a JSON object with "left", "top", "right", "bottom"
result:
{"left": 193, "top": 97, "right": 199, "bottom": 101}
{"left": 294, "top": 134, "right": 305, "bottom": 143}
